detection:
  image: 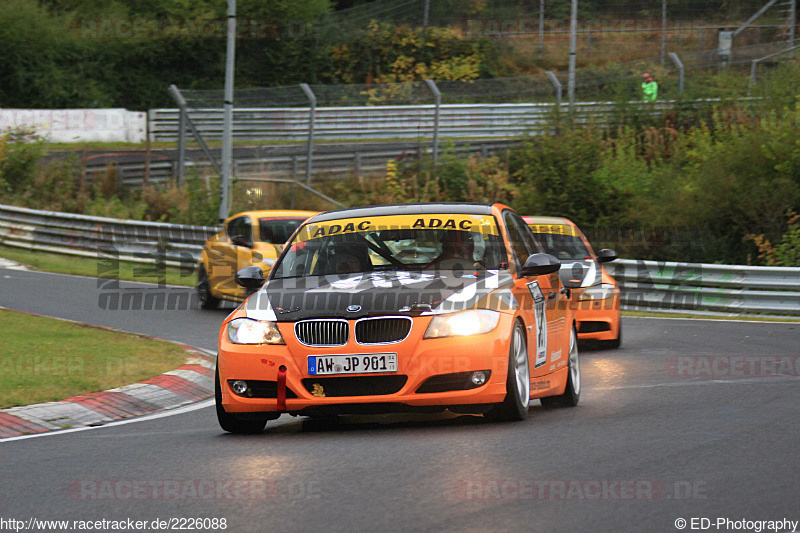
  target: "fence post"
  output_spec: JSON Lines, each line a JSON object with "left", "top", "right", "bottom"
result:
{"left": 567, "top": 0, "right": 577, "bottom": 113}
{"left": 749, "top": 56, "right": 762, "bottom": 96}
{"left": 176, "top": 106, "right": 186, "bottom": 185}
{"left": 299, "top": 83, "right": 316, "bottom": 185}
{"left": 425, "top": 79, "right": 441, "bottom": 168}
{"left": 143, "top": 127, "right": 151, "bottom": 189}
{"left": 545, "top": 70, "right": 562, "bottom": 107}
{"left": 668, "top": 52, "right": 685, "bottom": 95}
{"left": 354, "top": 151, "right": 362, "bottom": 182}
{"left": 748, "top": 44, "right": 800, "bottom": 95}
{"left": 791, "top": 0, "right": 796, "bottom": 57}
{"left": 538, "top": 0, "right": 544, "bottom": 58}
{"left": 290, "top": 155, "right": 298, "bottom": 209}
{"left": 167, "top": 85, "right": 222, "bottom": 176}
{"left": 219, "top": 0, "right": 237, "bottom": 222}
{"left": 661, "top": 0, "right": 667, "bottom": 65}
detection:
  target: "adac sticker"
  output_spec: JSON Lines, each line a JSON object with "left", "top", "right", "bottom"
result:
{"left": 528, "top": 224, "right": 577, "bottom": 236}
{"left": 527, "top": 280, "right": 548, "bottom": 368}
{"left": 295, "top": 214, "right": 499, "bottom": 242}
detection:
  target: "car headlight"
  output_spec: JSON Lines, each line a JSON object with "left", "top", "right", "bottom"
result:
{"left": 423, "top": 310, "right": 500, "bottom": 339}
{"left": 579, "top": 283, "right": 616, "bottom": 301}
{"left": 227, "top": 318, "right": 285, "bottom": 345}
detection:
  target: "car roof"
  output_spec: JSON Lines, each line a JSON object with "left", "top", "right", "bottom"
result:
{"left": 228, "top": 210, "right": 318, "bottom": 221}
{"left": 312, "top": 203, "right": 495, "bottom": 223}
{"left": 522, "top": 215, "right": 575, "bottom": 227}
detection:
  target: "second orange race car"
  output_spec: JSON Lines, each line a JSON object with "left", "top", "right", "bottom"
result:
{"left": 524, "top": 216, "right": 621, "bottom": 348}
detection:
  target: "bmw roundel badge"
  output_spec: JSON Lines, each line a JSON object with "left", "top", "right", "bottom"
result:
{"left": 346, "top": 304, "right": 362, "bottom": 313}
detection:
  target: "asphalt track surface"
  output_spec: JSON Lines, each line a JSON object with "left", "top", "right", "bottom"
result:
{"left": 1, "top": 267, "right": 799, "bottom": 532}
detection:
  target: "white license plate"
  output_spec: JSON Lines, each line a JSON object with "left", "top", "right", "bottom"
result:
{"left": 307, "top": 353, "right": 398, "bottom": 375}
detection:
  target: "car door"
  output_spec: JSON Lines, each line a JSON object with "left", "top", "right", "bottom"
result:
{"left": 209, "top": 215, "right": 255, "bottom": 300}
{"left": 502, "top": 211, "right": 569, "bottom": 377}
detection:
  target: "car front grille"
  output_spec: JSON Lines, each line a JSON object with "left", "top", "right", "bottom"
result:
{"left": 301, "top": 375, "right": 408, "bottom": 397}
{"left": 355, "top": 317, "right": 412, "bottom": 344}
{"left": 295, "top": 319, "right": 349, "bottom": 346}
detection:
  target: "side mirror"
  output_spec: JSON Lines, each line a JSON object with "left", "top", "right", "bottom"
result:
{"left": 559, "top": 261, "right": 587, "bottom": 288}
{"left": 235, "top": 266, "right": 265, "bottom": 293}
{"left": 520, "top": 253, "right": 561, "bottom": 277}
{"left": 596, "top": 248, "right": 618, "bottom": 263}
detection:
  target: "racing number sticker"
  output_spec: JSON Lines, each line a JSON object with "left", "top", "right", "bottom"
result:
{"left": 527, "top": 281, "right": 548, "bottom": 368}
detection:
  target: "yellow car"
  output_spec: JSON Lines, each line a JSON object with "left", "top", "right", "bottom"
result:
{"left": 197, "top": 210, "right": 316, "bottom": 309}
{"left": 524, "top": 216, "right": 621, "bottom": 349}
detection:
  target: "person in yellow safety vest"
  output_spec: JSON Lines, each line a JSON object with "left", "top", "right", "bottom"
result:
{"left": 642, "top": 72, "right": 658, "bottom": 101}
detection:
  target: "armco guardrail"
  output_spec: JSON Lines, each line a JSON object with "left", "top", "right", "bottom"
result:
{"left": 1, "top": 204, "right": 797, "bottom": 316}
{"left": 610, "top": 259, "right": 800, "bottom": 316}
{"left": 0, "top": 204, "right": 217, "bottom": 267}
{"left": 148, "top": 100, "right": 689, "bottom": 142}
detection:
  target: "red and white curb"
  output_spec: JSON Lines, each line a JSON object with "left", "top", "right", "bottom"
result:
{"left": 0, "top": 257, "right": 29, "bottom": 271}
{"left": 0, "top": 311, "right": 216, "bottom": 439}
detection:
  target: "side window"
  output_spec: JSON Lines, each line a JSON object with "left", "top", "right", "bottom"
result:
{"left": 503, "top": 211, "right": 543, "bottom": 268}
{"left": 259, "top": 218, "right": 304, "bottom": 244}
{"left": 227, "top": 217, "right": 253, "bottom": 247}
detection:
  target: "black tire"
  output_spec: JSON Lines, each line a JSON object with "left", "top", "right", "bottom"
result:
{"left": 485, "top": 322, "right": 530, "bottom": 422}
{"left": 215, "top": 366, "right": 268, "bottom": 434}
{"left": 599, "top": 321, "right": 622, "bottom": 350}
{"left": 541, "top": 326, "right": 580, "bottom": 408}
{"left": 197, "top": 266, "right": 220, "bottom": 310}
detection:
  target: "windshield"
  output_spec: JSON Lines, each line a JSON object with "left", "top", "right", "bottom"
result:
{"left": 273, "top": 213, "right": 506, "bottom": 278}
{"left": 259, "top": 217, "right": 308, "bottom": 244}
{"left": 529, "top": 226, "right": 592, "bottom": 261}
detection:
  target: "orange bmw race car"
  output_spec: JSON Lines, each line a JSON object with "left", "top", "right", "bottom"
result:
{"left": 524, "top": 216, "right": 621, "bottom": 348}
{"left": 215, "top": 203, "right": 580, "bottom": 433}
{"left": 197, "top": 210, "right": 317, "bottom": 309}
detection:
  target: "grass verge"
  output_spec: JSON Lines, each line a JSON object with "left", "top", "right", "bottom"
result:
{"left": 0, "top": 244, "right": 196, "bottom": 287}
{"left": 0, "top": 310, "right": 191, "bottom": 408}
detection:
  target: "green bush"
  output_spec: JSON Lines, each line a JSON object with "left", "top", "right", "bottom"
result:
{"left": 746, "top": 213, "right": 800, "bottom": 267}
{"left": 0, "top": 130, "right": 44, "bottom": 193}
{"left": 509, "top": 127, "right": 627, "bottom": 226}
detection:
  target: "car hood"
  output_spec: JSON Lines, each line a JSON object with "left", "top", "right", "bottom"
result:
{"left": 244, "top": 270, "right": 517, "bottom": 321}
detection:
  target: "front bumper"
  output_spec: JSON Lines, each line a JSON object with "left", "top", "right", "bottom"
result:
{"left": 572, "top": 289, "right": 620, "bottom": 341}
{"left": 217, "top": 314, "right": 516, "bottom": 414}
